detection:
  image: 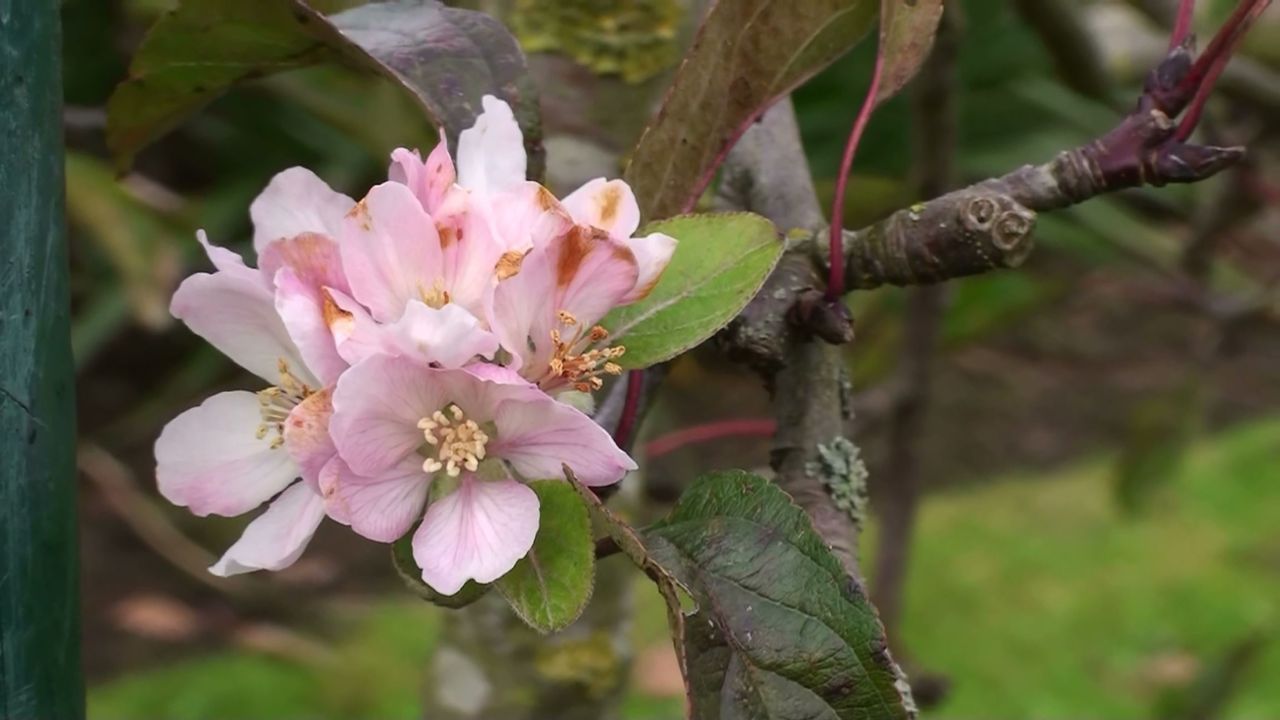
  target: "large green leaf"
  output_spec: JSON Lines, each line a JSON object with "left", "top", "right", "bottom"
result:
{"left": 107, "top": 0, "right": 542, "bottom": 177}
{"left": 495, "top": 480, "right": 595, "bottom": 633}
{"left": 600, "top": 213, "right": 783, "bottom": 369}
{"left": 645, "top": 471, "right": 914, "bottom": 720}
{"left": 625, "top": 0, "right": 878, "bottom": 220}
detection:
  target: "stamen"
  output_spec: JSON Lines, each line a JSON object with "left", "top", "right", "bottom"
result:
{"left": 418, "top": 403, "right": 490, "bottom": 478}
{"left": 254, "top": 359, "right": 314, "bottom": 449}
{"left": 538, "top": 310, "right": 626, "bottom": 392}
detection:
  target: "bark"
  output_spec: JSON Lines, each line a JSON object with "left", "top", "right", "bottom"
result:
{"left": 716, "top": 98, "right": 867, "bottom": 577}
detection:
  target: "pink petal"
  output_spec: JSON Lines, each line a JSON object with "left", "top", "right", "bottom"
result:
{"left": 388, "top": 144, "right": 457, "bottom": 215}
{"left": 274, "top": 269, "right": 350, "bottom": 385}
{"left": 262, "top": 232, "right": 351, "bottom": 384}
{"left": 490, "top": 392, "right": 636, "bottom": 486}
{"left": 561, "top": 178, "right": 641, "bottom": 239}
{"left": 156, "top": 392, "right": 299, "bottom": 517}
{"left": 482, "top": 182, "right": 573, "bottom": 253}
{"left": 340, "top": 182, "right": 445, "bottom": 323}
{"left": 250, "top": 167, "right": 354, "bottom": 254}
{"left": 209, "top": 481, "right": 327, "bottom": 576}
{"left": 282, "top": 388, "right": 335, "bottom": 487}
{"left": 490, "top": 226, "right": 638, "bottom": 380}
{"left": 456, "top": 95, "right": 527, "bottom": 195}
{"left": 320, "top": 456, "right": 428, "bottom": 542}
{"left": 622, "top": 232, "right": 678, "bottom": 302}
{"left": 330, "top": 355, "right": 449, "bottom": 476}
{"left": 412, "top": 475, "right": 539, "bottom": 595}
{"left": 171, "top": 268, "right": 316, "bottom": 387}
{"left": 196, "top": 230, "right": 265, "bottom": 288}
{"left": 386, "top": 301, "right": 499, "bottom": 368}
{"left": 326, "top": 296, "right": 496, "bottom": 369}
{"left": 462, "top": 362, "right": 531, "bottom": 386}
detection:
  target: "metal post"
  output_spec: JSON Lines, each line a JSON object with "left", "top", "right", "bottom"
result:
{"left": 1, "top": 0, "right": 83, "bottom": 717}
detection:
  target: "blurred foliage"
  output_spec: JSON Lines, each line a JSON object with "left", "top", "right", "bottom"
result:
{"left": 511, "top": 0, "right": 682, "bottom": 83}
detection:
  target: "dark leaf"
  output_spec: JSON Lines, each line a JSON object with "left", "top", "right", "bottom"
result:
{"left": 107, "top": 0, "right": 542, "bottom": 177}
{"left": 625, "top": 0, "right": 878, "bottom": 221}
{"left": 874, "top": 0, "right": 946, "bottom": 107}
{"left": 570, "top": 467, "right": 914, "bottom": 720}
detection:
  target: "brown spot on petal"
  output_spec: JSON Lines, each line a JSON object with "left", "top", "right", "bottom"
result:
{"left": 438, "top": 224, "right": 458, "bottom": 249}
{"left": 320, "top": 289, "right": 352, "bottom": 331}
{"left": 495, "top": 249, "right": 528, "bottom": 280}
{"left": 535, "top": 184, "right": 559, "bottom": 211}
{"left": 597, "top": 182, "right": 622, "bottom": 226}
{"left": 346, "top": 199, "right": 371, "bottom": 230}
{"left": 262, "top": 232, "right": 340, "bottom": 285}
{"left": 556, "top": 225, "right": 605, "bottom": 288}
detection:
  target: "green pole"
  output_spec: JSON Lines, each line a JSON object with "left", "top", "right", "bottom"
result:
{"left": 1, "top": 0, "right": 83, "bottom": 717}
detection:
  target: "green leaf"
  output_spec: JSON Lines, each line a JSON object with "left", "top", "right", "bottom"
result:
{"left": 644, "top": 471, "right": 914, "bottom": 720}
{"left": 391, "top": 528, "right": 489, "bottom": 609}
{"left": 495, "top": 480, "right": 595, "bottom": 633}
{"left": 875, "top": 0, "right": 946, "bottom": 106}
{"left": 107, "top": 0, "right": 543, "bottom": 177}
{"left": 600, "top": 213, "right": 783, "bottom": 369}
{"left": 625, "top": 0, "right": 878, "bottom": 220}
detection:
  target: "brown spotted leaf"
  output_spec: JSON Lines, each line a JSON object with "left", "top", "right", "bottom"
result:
{"left": 575, "top": 468, "right": 915, "bottom": 719}
{"left": 625, "top": 0, "right": 878, "bottom": 221}
{"left": 107, "top": 0, "right": 542, "bottom": 177}
{"left": 874, "top": 0, "right": 946, "bottom": 106}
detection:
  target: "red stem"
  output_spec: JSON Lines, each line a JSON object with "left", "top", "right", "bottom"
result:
{"left": 1171, "top": 0, "right": 1197, "bottom": 50}
{"left": 826, "top": 49, "right": 885, "bottom": 301}
{"left": 612, "top": 370, "right": 646, "bottom": 448}
{"left": 1176, "top": 0, "right": 1272, "bottom": 139}
{"left": 643, "top": 418, "right": 776, "bottom": 459}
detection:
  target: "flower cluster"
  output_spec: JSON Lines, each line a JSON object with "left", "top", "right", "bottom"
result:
{"left": 155, "top": 97, "right": 675, "bottom": 594}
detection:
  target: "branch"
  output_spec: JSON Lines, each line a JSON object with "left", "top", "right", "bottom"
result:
{"left": 716, "top": 98, "right": 865, "bottom": 579}
{"left": 827, "top": 38, "right": 1248, "bottom": 292}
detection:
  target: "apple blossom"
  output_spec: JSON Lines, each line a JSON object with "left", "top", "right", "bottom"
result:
{"left": 325, "top": 356, "right": 636, "bottom": 595}
{"left": 386, "top": 96, "right": 678, "bottom": 395}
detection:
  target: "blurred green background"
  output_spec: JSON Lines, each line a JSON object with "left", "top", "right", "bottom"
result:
{"left": 65, "top": 0, "right": 1280, "bottom": 717}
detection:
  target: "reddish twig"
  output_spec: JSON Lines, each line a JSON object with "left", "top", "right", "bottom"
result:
{"left": 826, "top": 50, "right": 886, "bottom": 301}
{"left": 612, "top": 370, "right": 647, "bottom": 448}
{"left": 643, "top": 418, "right": 776, "bottom": 459}
{"left": 1171, "top": 0, "right": 1197, "bottom": 50}
{"left": 1176, "top": 0, "right": 1272, "bottom": 139}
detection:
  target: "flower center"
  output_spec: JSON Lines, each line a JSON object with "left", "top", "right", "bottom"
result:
{"left": 543, "top": 310, "right": 625, "bottom": 392}
{"left": 418, "top": 279, "right": 451, "bottom": 309}
{"left": 255, "top": 359, "right": 313, "bottom": 449}
{"left": 417, "top": 404, "right": 490, "bottom": 477}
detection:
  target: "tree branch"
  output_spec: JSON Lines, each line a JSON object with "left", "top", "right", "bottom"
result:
{"left": 716, "top": 98, "right": 865, "bottom": 579}
{"left": 823, "top": 39, "right": 1246, "bottom": 292}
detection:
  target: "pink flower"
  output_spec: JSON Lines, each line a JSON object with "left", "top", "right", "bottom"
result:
{"left": 395, "top": 96, "right": 677, "bottom": 395}
{"left": 325, "top": 355, "right": 635, "bottom": 595}
{"left": 158, "top": 232, "right": 343, "bottom": 576}
{"left": 158, "top": 167, "right": 491, "bottom": 576}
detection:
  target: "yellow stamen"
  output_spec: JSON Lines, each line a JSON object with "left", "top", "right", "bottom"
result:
{"left": 418, "top": 404, "right": 490, "bottom": 477}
